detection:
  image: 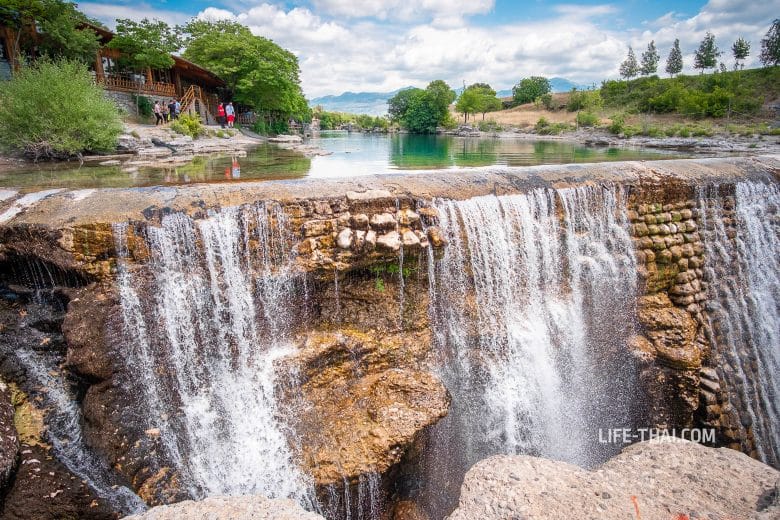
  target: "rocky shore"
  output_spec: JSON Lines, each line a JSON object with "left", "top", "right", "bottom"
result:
{"left": 450, "top": 438, "right": 780, "bottom": 519}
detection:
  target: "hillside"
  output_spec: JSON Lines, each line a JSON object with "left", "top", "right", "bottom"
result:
{"left": 310, "top": 78, "right": 591, "bottom": 116}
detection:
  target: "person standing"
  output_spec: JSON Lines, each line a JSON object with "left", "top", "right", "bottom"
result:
{"left": 217, "top": 103, "right": 226, "bottom": 129}
{"left": 153, "top": 100, "right": 163, "bottom": 126}
{"left": 162, "top": 101, "right": 169, "bottom": 123}
{"left": 174, "top": 98, "right": 181, "bottom": 119}
{"left": 225, "top": 102, "right": 235, "bottom": 128}
{"left": 168, "top": 99, "right": 177, "bottom": 120}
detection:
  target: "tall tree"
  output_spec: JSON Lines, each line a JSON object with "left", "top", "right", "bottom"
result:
{"left": 640, "top": 40, "right": 659, "bottom": 75}
{"left": 388, "top": 88, "right": 416, "bottom": 123}
{"left": 455, "top": 88, "right": 480, "bottom": 123}
{"left": 464, "top": 83, "right": 502, "bottom": 120}
{"left": 665, "top": 39, "right": 683, "bottom": 77}
{"left": 694, "top": 31, "right": 721, "bottom": 73}
{"left": 108, "top": 18, "right": 182, "bottom": 71}
{"left": 512, "top": 76, "right": 551, "bottom": 105}
{"left": 0, "top": 0, "right": 100, "bottom": 68}
{"left": 731, "top": 37, "right": 750, "bottom": 70}
{"left": 425, "top": 79, "right": 456, "bottom": 122}
{"left": 760, "top": 19, "right": 780, "bottom": 66}
{"left": 182, "top": 19, "right": 309, "bottom": 121}
{"left": 619, "top": 46, "right": 639, "bottom": 80}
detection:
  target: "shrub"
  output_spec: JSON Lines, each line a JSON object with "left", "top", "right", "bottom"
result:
{"left": 576, "top": 111, "right": 599, "bottom": 127}
{"left": 539, "top": 93, "right": 554, "bottom": 110}
{"left": 567, "top": 89, "right": 602, "bottom": 112}
{"left": 0, "top": 59, "right": 122, "bottom": 160}
{"left": 607, "top": 114, "right": 625, "bottom": 135}
{"left": 535, "top": 118, "right": 571, "bottom": 135}
{"left": 171, "top": 113, "right": 204, "bottom": 138}
{"left": 132, "top": 94, "right": 154, "bottom": 117}
{"left": 478, "top": 120, "right": 503, "bottom": 132}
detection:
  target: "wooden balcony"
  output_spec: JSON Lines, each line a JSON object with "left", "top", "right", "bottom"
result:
{"left": 98, "top": 75, "right": 177, "bottom": 98}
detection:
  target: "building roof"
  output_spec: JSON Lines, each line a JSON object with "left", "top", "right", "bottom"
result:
{"left": 82, "top": 22, "right": 225, "bottom": 88}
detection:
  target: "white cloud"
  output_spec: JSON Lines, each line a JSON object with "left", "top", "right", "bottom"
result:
{"left": 79, "top": 0, "right": 779, "bottom": 99}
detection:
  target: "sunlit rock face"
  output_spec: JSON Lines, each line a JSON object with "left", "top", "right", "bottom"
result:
{"left": 0, "top": 156, "right": 778, "bottom": 520}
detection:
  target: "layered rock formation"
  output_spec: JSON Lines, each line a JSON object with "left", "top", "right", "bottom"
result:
{"left": 449, "top": 439, "right": 780, "bottom": 519}
{"left": 0, "top": 156, "right": 777, "bottom": 519}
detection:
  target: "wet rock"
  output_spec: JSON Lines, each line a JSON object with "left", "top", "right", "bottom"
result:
{"left": 449, "top": 440, "right": 779, "bottom": 519}
{"left": 637, "top": 293, "right": 701, "bottom": 369}
{"left": 370, "top": 213, "right": 397, "bottom": 231}
{"left": 401, "top": 230, "right": 421, "bottom": 248}
{"left": 336, "top": 228, "right": 353, "bottom": 250}
{"left": 426, "top": 227, "right": 447, "bottom": 248}
{"left": 0, "top": 377, "right": 18, "bottom": 490}
{"left": 281, "top": 330, "right": 449, "bottom": 487}
{"left": 377, "top": 231, "right": 401, "bottom": 252}
{"left": 123, "top": 495, "right": 324, "bottom": 519}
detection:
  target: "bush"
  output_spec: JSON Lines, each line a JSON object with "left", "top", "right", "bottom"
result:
{"left": 567, "top": 89, "right": 602, "bottom": 112}
{"left": 576, "top": 111, "right": 599, "bottom": 127}
{"left": 171, "top": 113, "right": 204, "bottom": 138}
{"left": 132, "top": 94, "right": 154, "bottom": 117}
{"left": 0, "top": 59, "right": 122, "bottom": 159}
{"left": 607, "top": 114, "right": 625, "bottom": 135}
{"left": 478, "top": 120, "right": 503, "bottom": 132}
{"left": 538, "top": 93, "right": 554, "bottom": 110}
{"left": 535, "top": 118, "right": 571, "bottom": 135}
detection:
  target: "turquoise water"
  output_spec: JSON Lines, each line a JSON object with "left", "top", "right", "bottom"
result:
{"left": 0, "top": 131, "right": 692, "bottom": 192}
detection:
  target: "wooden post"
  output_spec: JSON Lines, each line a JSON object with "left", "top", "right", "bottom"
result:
{"left": 94, "top": 51, "right": 105, "bottom": 82}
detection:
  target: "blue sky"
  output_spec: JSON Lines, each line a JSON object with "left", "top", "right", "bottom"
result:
{"left": 78, "top": 1, "right": 777, "bottom": 97}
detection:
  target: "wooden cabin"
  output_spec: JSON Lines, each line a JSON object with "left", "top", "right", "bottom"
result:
{"left": 0, "top": 23, "right": 225, "bottom": 123}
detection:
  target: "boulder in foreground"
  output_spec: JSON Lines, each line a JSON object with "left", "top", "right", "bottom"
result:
{"left": 450, "top": 439, "right": 779, "bottom": 519}
{"left": 123, "top": 495, "right": 324, "bottom": 520}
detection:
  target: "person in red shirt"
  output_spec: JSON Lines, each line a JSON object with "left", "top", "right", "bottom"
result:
{"left": 217, "top": 103, "right": 226, "bottom": 128}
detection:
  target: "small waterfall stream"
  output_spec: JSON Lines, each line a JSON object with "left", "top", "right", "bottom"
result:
{"left": 421, "top": 186, "right": 639, "bottom": 515}
{"left": 113, "top": 203, "right": 314, "bottom": 503}
{"left": 698, "top": 181, "right": 780, "bottom": 466}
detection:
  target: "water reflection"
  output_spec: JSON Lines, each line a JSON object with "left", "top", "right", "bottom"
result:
{"left": 0, "top": 132, "right": 696, "bottom": 193}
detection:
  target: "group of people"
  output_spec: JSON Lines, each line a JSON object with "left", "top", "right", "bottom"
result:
{"left": 153, "top": 99, "right": 181, "bottom": 126}
{"left": 217, "top": 102, "right": 236, "bottom": 128}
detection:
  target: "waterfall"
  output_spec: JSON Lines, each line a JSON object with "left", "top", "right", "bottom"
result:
{"left": 698, "top": 181, "right": 780, "bottom": 466}
{"left": 422, "top": 185, "right": 639, "bottom": 515}
{"left": 113, "top": 203, "right": 314, "bottom": 503}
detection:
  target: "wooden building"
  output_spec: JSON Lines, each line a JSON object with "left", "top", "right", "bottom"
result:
{"left": 0, "top": 23, "right": 225, "bottom": 122}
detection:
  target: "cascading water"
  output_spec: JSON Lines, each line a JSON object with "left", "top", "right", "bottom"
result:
{"left": 420, "top": 185, "right": 639, "bottom": 515}
{"left": 113, "top": 202, "right": 315, "bottom": 504}
{"left": 698, "top": 181, "right": 780, "bottom": 466}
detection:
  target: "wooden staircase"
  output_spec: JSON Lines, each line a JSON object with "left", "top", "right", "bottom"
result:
{"left": 180, "top": 85, "right": 218, "bottom": 125}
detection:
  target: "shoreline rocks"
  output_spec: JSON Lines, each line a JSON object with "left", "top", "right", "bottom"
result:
{"left": 122, "top": 495, "right": 325, "bottom": 520}
{"left": 449, "top": 439, "right": 780, "bottom": 519}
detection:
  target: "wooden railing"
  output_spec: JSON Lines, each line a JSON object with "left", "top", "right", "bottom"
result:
{"left": 180, "top": 85, "right": 219, "bottom": 125}
{"left": 99, "top": 75, "right": 176, "bottom": 98}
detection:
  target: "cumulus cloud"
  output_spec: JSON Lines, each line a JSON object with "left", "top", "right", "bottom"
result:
{"left": 80, "top": 0, "right": 778, "bottom": 99}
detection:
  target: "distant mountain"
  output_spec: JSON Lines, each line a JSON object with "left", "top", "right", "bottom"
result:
{"left": 310, "top": 78, "right": 594, "bottom": 115}
{"left": 309, "top": 87, "right": 414, "bottom": 116}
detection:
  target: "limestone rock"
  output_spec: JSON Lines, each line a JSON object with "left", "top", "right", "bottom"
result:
{"left": 377, "top": 231, "right": 401, "bottom": 252}
{"left": 370, "top": 213, "right": 397, "bottom": 231}
{"left": 637, "top": 293, "right": 701, "bottom": 369}
{"left": 449, "top": 439, "right": 779, "bottom": 519}
{"left": 401, "top": 230, "right": 421, "bottom": 248}
{"left": 336, "top": 228, "right": 353, "bottom": 249}
{"left": 123, "top": 495, "right": 324, "bottom": 519}
{"left": 0, "top": 378, "right": 18, "bottom": 491}
{"left": 280, "top": 330, "right": 449, "bottom": 487}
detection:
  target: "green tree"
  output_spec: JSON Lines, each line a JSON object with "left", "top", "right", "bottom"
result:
{"left": 388, "top": 88, "right": 416, "bottom": 122}
{"left": 463, "top": 83, "right": 502, "bottom": 120}
{"left": 182, "top": 19, "right": 309, "bottom": 121}
{"left": 425, "top": 79, "right": 456, "bottom": 122}
{"left": 619, "top": 46, "right": 639, "bottom": 80}
{"left": 403, "top": 89, "right": 440, "bottom": 133}
{"left": 0, "top": 0, "right": 101, "bottom": 68}
{"left": 455, "top": 88, "right": 480, "bottom": 123}
{"left": 760, "top": 19, "right": 780, "bottom": 66}
{"left": 512, "top": 76, "right": 551, "bottom": 105}
{"left": 108, "top": 18, "right": 182, "bottom": 71}
{"left": 640, "top": 40, "right": 659, "bottom": 75}
{"left": 731, "top": 37, "right": 750, "bottom": 70}
{"left": 665, "top": 39, "right": 683, "bottom": 77}
{"left": 0, "top": 59, "right": 122, "bottom": 159}
{"left": 694, "top": 31, "right": 721, "bottom": 73}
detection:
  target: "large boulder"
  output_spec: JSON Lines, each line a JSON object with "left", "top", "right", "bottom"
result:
{"left": 122, "top": 495, "right": 324, "bottom": 520}
{"left": 449, "top": 439, "right": 779, "bottom": 519}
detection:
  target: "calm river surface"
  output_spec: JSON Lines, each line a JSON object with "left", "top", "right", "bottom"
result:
{"left": 0, "top": 131, "right": 693, "bottom": 192}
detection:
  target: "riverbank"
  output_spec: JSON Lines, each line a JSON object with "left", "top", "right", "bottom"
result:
{"left": 0, "top": 123, "right": 331, "bottom": 174}
{"left": 439, "top": 125, "right": 780, "bottom": 155}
